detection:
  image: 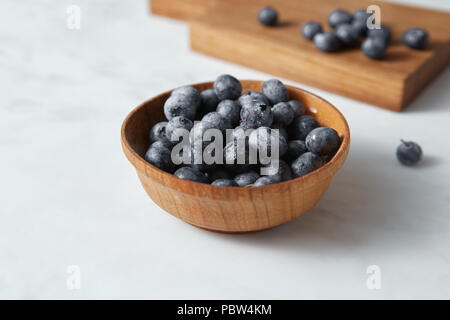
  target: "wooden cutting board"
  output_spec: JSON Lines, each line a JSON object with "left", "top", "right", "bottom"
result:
{"left": 151, "top": 0, "right": 450, "bottom": 111}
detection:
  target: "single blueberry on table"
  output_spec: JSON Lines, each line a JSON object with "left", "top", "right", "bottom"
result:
{"left": 261, "top": 159, "right": 292, "bottom": 182}
{"left": 149, "top": 121, "right": 169, "bottom": 144}
{"left": 361, "top": 37, "right": 387, "bottom": 60}
{"left": 262, "top": 79, "right": 289, "bottom": 105}
{"left": 396, "top": 140, "right": 422, "bottom": 166}
{"left": 289, "top": 115, "right": 319, "bottom": 140}
{"left": 313, "top": 32, "right": 340, "bottom": 52}
{"left": 164, "top": 87, "right": 200, "bottom": 121}
{"left": 240, "top": 100, "right": 273, "bottom": 128}
{"left": 291, "top": 152, "right": 324, "bottom": 178}
{"left": 336, "top": 23, "right": 360, "bottom": 47}
{"left": 217, "top": 100, "right": 241, "bottom": 127}
{"left": 248, "top": 126, "right": 288, "bottom": 158}
{"left": 234, "top": 170, "right": 260, "bottom": 186}
{"left": 214, "top": 74, "right": 242, "bottom": 101}
{"left": 174, "top": 166, "right": 209, "bottom": 183}
{"left": 144, "top": 143, "right": 176, "bottom": 173}
{"left": 285, "top": 140, "right": 307, "bottom": 162}
{"left": 301, "top": 22, "right": 323, "bottom": 41}
{"left": 402, "top": 28, "right": 429, "bottom": 50}
{"left": 165, "top": 116, "right": 193, "bottom": 144}
{"left": 211, "top": 179, "right": 238, "bottom": 187}
{"left": 238, "top": 90, "right": 271, "bottom": 107}
{"left": 208, "top": 169, "right": 231, "bottom": 182}
{"left": 253, "top": 176, "right": 278, "bottom": 187}
{"left": 287, "top": 100, "right": 305, "bottom": 117}
{"left": 198, "top": 89, "right": 219, "bottom": 117}
{"left": 258, "top": 7, "right": 278, "bottom": 27}
{"left": 367, "top": 25, "right": 391, "bottom": 43}
{"left": 272, "top": 102, "right": 295, "bottom": 127}
{"left": 305, "top": 127, "right": 341, "bottom": 156}
{"left": 328, "top": 9, "right": 353, "bottom": 29}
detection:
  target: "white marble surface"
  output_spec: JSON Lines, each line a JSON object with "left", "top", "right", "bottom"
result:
{"left": 1, "top": 0, "right": 449, "bottom": 299}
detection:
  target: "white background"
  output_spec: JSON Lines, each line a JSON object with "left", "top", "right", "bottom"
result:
{"left": 1, "top": 0, "right": 449, "bottom": 299}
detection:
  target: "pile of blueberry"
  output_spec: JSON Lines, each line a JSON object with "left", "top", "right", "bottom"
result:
{"left": 145, "top": 75, "right": 342, "bottom": 187}
{"left": 300, "top": 8, "right": 429, "bottom": 59}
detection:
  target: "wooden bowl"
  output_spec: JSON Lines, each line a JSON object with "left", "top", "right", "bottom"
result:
{"left": 121, "top": 81, "right": 350, "bottom": 233}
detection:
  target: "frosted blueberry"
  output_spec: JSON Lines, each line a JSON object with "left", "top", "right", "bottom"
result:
{"left": 361, "top": 37, "right": 387, "bottom": 59}
{"left": 287, "top": 100, "right": 305, "bottom": 117}
{"left": 291, "top": 152, "right": 324, "bottom": 178}
{"left": 174, "top": 166, "right": 209, "bottom": 183}
{"left": 396, "top": 140, "right": 422, "bottom": 166}
{"left": 217, "top": 100, "right": 241, "bottom": 127}
{"left": 248, "top": 126, "right": 288, "bottom": 158}
{"left": 214, "top": 74, "right": 242, "bottom": 101}
{"left": 165, "top": 116, "right": 193, "bottom": 144}
{"left": 240, "top": 100, "right": 273, "bottom": 128}
{"left": 144, "top": 143, "right": 176, "bottom": 173}
{"left": 149, "top": 121, "right": 170, "bottom": 144}
{"left": 262, "top": 159, "right": 292, "bottom": 182}
{"left": 262, "top": 79, "right": 289, "bottom": 105}
{"left": 289, "top": 115, "right": 319, "bottom": 140}
{"left": 198, "top": 89, "right": 219, "bottom": 117}
{"left": 234, "top": 170, "right": 260, "bottom": 186}
{"left": 272, "top": 102, "right": 295, "bottom": 126}
{"left": 328, "top": 9, "right": 352, "bottom": 29}
{"left": 211, "top": 179, "right": 238, "bottom": 187}
{"left": 164, "top": 87, "right": 200, "bottom": 121}
{"left": 301, "top": 22, "right": 323, "bottom": 40}
{"left": 258, "top": 7, "right": 278, "bottom": 26}
{"left": 402, "top": 28, "right": 429, "bottom": 50}
{"left": 202, "top": 111, "right": 232, "bottom": 131}
{"left": 305, "top": 127, "right": 341, "bottom": 156}
{"left": 238, "top": 90, "right": 271, "bottom": 107}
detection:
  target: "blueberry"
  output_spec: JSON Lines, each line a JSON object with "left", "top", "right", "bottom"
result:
{"left": 261, "top": 159, "right": 292, "bottom": 182}
{"left": 285, "top": 140, "right": 307, "bottom": 162}
{"left": 189, "top": 121, "right": 221, "bottom": 151}
{"left": 352, "top": 19, "right": 368, "bottom": 37}
{"left": 328, "top": 9, "right": 352, "bottom": 29}
{"left": 402, "top": 28, "right": 429, "bottom": 50}
{"left": 291, "top": 152, "right": 324, "bottom": 178}
{"left": 234, "top": 170, "right": 260, "bottom": 186}
{"left": 336, "top": 23, "right": 360, "bottom": 47}
{"left": 305, "top": 127, "right": 341, "bottom": 156}
{"left": 238, "top": 90, "right": 271, "bottom": 107}
{"left": 208, "top": 169, "right": 231, "bottom": 182}
{"left": 211, "top": 178, "right": 238, "bottom": 187}
{"left": 149, "top": 121, "right": 170, "bottom": 144}
{"left": 353, "top": 9, "right": 371, "bottom": 22}
{"left": 289, "top": 115, "right": 319, "bottom": 140}
{"left": 313, "top": 32, "right": 340, "bottom": 52}
{"left": 258, "top": 7, "right": 278, "bottom": 26}
{"left": 174, "top": 166, "right": 209, "bottom": 183}
{"left": 198, "top": 89, "right": 219, "bottom": 117}
{"left": 253, "top": 176, "right": 278, "bottom": 187}
{"left": 367, "top": 25, "right": 391, "bottom": 43}
{"left": 240, "top": 100, "right": 273, "bottom": 128}
{"left": 361, "top": 37, "right": 387, "bottom": 60}
{"left": 223, "top": 141, "right": 252, "bottom": 174}
{"left": 262, "top": 79, "right": 289, "bottom": 105}
{"left": 202, "top": 111, "right": 232, "bottom": 131}
{"left": 301, "top": 22, "right": 323, "bottom": 41}
{"left": 272, "top": 102, "right": 295, "bottom": 126}
{"left": 248, "top": 126, "right": 288, "bottom": 158}
{"left": 144, "top": 143, "right": 176, "bottom": 173}
{"left": 217, "top": 100, "right": 241, "bottom": 127}
{"left": 214, "top": 74, "right": 242, "bottom": 101}
{"left": 271, "top": 122, "right": 289, "bottom": 141}
{"left": 287, "top": 100, "right": 305, "bottom": 117}
{"left": 164, "top": 87, "right": 200, "bottom": 120}
{"left": 165, "top": 116, "right": 193, "bottom": 144}
{"left": 396, "top": 140, "right": 422, "bottom": 166}
{"left": 150, "top": 140, "right": 173, "bottom": 151}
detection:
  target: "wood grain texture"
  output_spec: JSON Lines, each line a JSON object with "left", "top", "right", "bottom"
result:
{"left": 150, "top": 0, "right": 215, "bottom": 21}
{"left": 121, "top": 81, "right": 350, "bottom": 233}
{"left": 187, "top": 0, "right": 450, "bottom": 111}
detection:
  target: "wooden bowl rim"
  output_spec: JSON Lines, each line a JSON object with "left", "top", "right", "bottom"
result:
{"left": 121, "top": 80, "right": 350, "bottom": 194}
